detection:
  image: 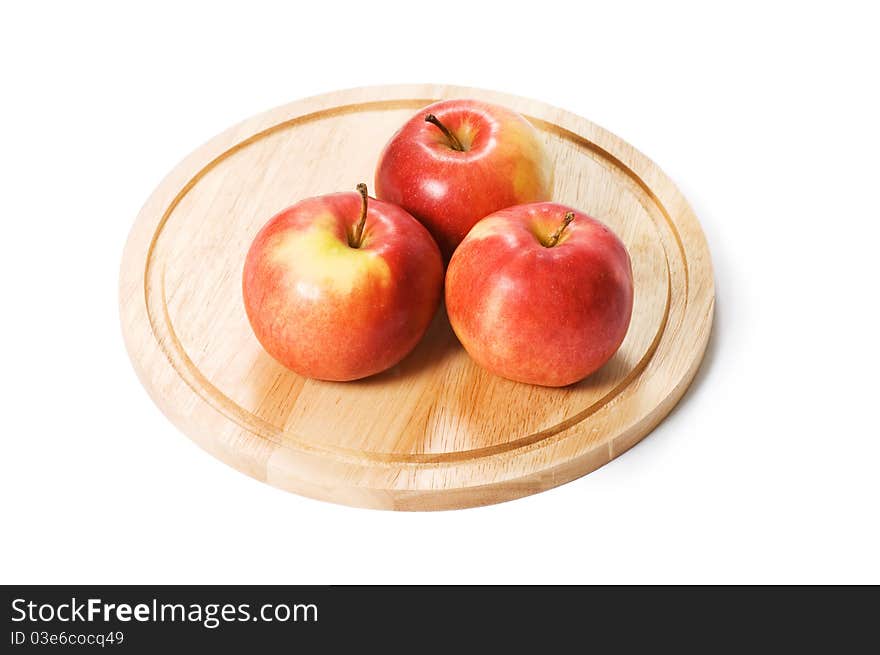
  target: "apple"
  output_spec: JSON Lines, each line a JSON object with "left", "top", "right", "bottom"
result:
{"left": 445, "top": 202, "right": 633, "bottom": 387}
{"left": 243, "top": 184, "right": 443, "bottom": 381}
{"left": 375, "top": 99, "right": 553, "bottom": 260}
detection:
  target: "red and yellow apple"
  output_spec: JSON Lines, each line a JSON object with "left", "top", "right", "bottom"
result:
{"left": 375, "top": 99, "right": 553, "bottom": 260}
{"left": 445, "top": 202, "right": 634, "bottom": 387}
{"left": 243, "top": 184, "right": 443, "bottom": 381}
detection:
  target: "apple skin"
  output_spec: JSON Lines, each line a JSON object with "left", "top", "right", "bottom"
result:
{"left": 445, "top": 202, "right": 634, "bottom": 387}
{"left": 242, "top": 191, "right": 443, "bottom": 381}
{"left": 375, "top": 99, "right": 553, "bottom": 260}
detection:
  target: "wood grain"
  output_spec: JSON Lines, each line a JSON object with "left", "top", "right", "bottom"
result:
{"left": 119, "top": 84, "right": 715, "bottom": 510}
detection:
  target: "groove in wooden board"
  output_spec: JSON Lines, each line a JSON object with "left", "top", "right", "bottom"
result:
{"left": 120, "top": 85, "right": 714, "bottom": 509}
{"left": 151, "top": 106, "right": 671, "bottom": 459}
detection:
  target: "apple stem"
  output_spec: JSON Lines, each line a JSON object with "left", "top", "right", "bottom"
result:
{"left": 351, "top": 183, "right": 369, "bottom": 248}
{"left": 425, "top": 113, "right": 464, "bottom": 152}
{"left": 545, "top": 212, "right": 575, "bottom": 247}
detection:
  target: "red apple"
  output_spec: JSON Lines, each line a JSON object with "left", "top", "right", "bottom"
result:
{"left": 445, "top": 202, "right": 633, "bottom": 387}
{"left": 375, "top": 99, "right": 553, "bottom": 260}
{"left": 243, "top": 184, "right": 443, "bottom": 381}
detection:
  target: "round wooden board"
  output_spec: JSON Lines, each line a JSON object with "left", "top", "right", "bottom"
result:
{"left": 120, "top": 84, "right": 714, "bottom": 510}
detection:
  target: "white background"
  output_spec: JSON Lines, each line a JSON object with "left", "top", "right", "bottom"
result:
{"left": 2, "top": 1, "right": 878, "bottom": 584}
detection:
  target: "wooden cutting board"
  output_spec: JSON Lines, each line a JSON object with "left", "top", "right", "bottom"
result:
{"left": 120, "top": 84, "right": 714, "bottom": 510}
